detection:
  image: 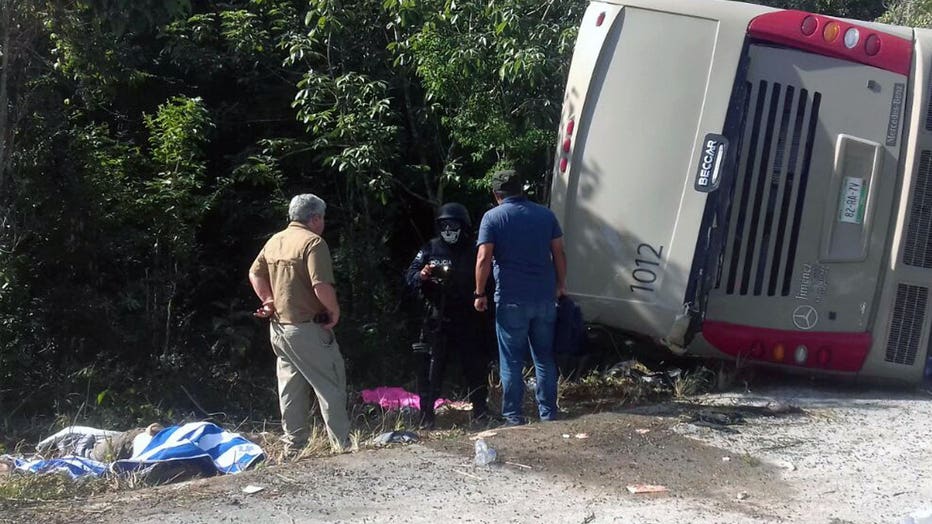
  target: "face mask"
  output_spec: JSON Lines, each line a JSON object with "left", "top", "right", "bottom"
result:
{"left": 439, "top": 220, "right": 461, "bottom": 244}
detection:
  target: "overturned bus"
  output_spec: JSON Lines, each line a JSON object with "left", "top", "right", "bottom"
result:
{"left": 550, "top": 0, "right": 932, "bottom": 383}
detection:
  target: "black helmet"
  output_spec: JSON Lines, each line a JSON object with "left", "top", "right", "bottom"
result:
{"left": 436, "top": 202, "right": 471, "bottom": 228}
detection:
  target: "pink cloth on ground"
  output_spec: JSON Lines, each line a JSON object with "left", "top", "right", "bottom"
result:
{"left": 360, "top": 387, "right": 448, "bottom": 411}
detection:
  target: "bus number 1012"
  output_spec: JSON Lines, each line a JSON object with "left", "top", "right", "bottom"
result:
{"left": 630, "top": 243, "right": 663, "bottom": 293}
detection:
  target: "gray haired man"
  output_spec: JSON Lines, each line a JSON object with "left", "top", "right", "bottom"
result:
{"left": 249, "top": 194, "right": 351, "bottom": 452}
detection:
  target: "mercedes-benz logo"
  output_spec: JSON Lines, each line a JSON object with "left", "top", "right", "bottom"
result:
{"left": 792, "top": 305, "right": 818, "bottom": 330}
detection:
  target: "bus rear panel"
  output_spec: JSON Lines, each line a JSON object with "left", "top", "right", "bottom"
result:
{"left": 551, "top": 0, "right": 932, "bottom": 383}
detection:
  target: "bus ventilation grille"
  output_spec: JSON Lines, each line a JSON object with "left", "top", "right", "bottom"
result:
{"left": 903, "top": 150, "right": 932, "bottom": 268}
{"left": 717, "top": 81, "right": 820, "bottom": 297}
{"left": 926, "top": 76, "right": 932, "bottom": 131}
{"left": 885, "top": 284, "right": 928, "bottom": 366}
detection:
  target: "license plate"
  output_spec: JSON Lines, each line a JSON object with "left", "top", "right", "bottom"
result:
{"left": 838, "top": 177, "right": 866, "bottom": 224}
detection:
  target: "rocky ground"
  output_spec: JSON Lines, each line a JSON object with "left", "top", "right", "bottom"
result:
{"left": 3, "top": 379, "right": 932, "bottom": 523}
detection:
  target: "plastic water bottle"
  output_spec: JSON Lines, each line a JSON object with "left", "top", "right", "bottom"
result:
{"left": 474, "top": 438, "right": 497, "bottom": 466}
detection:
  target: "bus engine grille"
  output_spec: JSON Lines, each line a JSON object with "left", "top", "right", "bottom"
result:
{"left": 885, "top": 284, "right": 928, "bottom": 366}
{"left": 903, "top": 150, "right": 932, "bottom": 268}
{"left": 717, "top": 81, "right": 821, "bottom": 296}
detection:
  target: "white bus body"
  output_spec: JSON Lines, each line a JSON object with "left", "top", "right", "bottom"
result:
{"left": 551, "top": 0, "right": 932, "bottom": 383}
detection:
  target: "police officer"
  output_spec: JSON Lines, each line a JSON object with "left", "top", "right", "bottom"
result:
{"left": 405, "top": 203, "right": 492, "bottom": 429}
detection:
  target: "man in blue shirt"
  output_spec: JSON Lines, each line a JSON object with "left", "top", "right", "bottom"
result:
{"left": 474, "top": 170, "right": 567, "bottom": 425}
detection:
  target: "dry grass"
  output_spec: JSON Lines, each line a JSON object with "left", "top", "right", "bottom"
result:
{"left": 0, "top": 469, "right": 150, "bottom": 510}
{"left": 0, "top": 359, "right": 725, "bottom": 505}
{"left": 672, "top": 366, "right": 717, "bottom": 398}
{"left": 559, "top": 372, "right": 655, "bottom": 404}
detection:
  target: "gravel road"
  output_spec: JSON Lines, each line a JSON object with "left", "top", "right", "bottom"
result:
{"left": 6, "top": 381, "right": 932, "bottom": 523}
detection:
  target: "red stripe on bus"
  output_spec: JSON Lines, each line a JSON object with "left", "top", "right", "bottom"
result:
{"left": 748, "top": 11, "right": 912, "bottom": 77}
{"left": 703, "top": 320, "right": 871, "bottom": 372}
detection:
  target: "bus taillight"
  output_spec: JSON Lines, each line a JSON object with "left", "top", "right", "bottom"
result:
{"left": 558, "top": 119, "right": 574, "bottom": 173}
{"left": 703, "top": 321, "right": 871, "bottom": 372}
{"left": 865, "top": 34, "right": 881, "bottom": 56}
{"left": 793, "top": 345, "right": 808, "bottom": 364}
{"left": 817, "top": 347, "right": 831, "bottom": 367}
{"left": 772, "top": 343, "right": 786, "bottom": 362}
{"left": 748, "top": 10, "right": 912, "bottom": 76}
{"left": 822, "top": 21, "right": 840, "bottom": 43}
{"left": 800, "top": 16, "right": 817, "bottom": 36}
{"left": 843, "top": 28, "right": 860, "bottom": 49}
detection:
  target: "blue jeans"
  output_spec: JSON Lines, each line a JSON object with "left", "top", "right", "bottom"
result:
{"left": 495, "top": 301, "right": 558, "bottom": 422}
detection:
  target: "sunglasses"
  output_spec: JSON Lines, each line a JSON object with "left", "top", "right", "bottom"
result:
{"left": 439, "top": 220, "right": 461, "bottom": 231}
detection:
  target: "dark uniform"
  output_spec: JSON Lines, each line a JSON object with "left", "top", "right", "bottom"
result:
{"left": 405, "top": 203, "right": 491, "bottom": 427}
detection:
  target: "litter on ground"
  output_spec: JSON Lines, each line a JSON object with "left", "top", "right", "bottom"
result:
{"left": 360, "top": 386, "right": 449, "bottom": 411}
{"left": 626, "top": 484, "right": 668, "bottom": 494}
{"left": 371, "top": 431, "right": 419, "bottom": 446}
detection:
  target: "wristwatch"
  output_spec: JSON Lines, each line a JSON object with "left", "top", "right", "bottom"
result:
{"left": 473, "top": 292, "right": 486, "bottom": 299}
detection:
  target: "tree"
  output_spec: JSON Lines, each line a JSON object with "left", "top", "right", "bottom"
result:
{"left": 877, "top": 0, "right": 932, "bottom": 27}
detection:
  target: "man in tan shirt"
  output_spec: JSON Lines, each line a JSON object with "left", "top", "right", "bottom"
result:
{"left": 249, "top": 193, "right": 350, "bottom": 452}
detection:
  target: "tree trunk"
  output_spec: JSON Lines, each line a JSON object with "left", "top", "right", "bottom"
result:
{"left": 0, "top": 0, "right": 14, "bottom": 198}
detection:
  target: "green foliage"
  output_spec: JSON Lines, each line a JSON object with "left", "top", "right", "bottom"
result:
{"left": 143, "top": 95, "right": 215, "bottom": 235}
{"left": 877, "top": 0, "right": 932, "bottom": 27}
{"left": 386, "top": 0, "right": 582, "bottom": 181}
{"left": 749, "top": 0, "right": 887, "bottom": 20}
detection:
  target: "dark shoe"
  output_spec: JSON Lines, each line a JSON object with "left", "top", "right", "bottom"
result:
{"left": 503, "top": 416, "right": 528, "bottom": 427}
{"left": 470, "top": 411, "right": 500, "bottom": 428}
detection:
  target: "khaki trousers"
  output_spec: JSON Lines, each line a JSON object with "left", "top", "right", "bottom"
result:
{"left": 270, "top": 321, "right": 350, "bottom": 450}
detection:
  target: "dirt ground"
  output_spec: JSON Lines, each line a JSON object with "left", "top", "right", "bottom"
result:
{"left": 4, "top": 380, "right": 932, "bottom": 523}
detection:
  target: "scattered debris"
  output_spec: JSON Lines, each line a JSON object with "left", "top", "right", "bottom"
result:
{"left": 574, "top": 433, "right": 589, "bottom": 439}
{"left": 360, "top": 386, "right": 450, "bottom": 412}
{"left": 453, "top": 469, "right": 481, "bottom": 480}
{"left": 605, "top": 360, "right": 681, "bottom": 389}
{"left": 635, "top": 429, "right": 650, "bottom": 435}
{"left": 722, "top": 456, "right": 731, "bottom": 462}
{"left": 901, "top": 507, "right": 932, "bottom": 524}
{"left": 372, "top": 431, "right": 419, "bottom": 446}
{"left": 81, "top": 503, "right": 112, "bottom": 514}
{"left": 765, "top": 401, "right": 800, "bottom": 415}
{"left": 505, "top": 461, "right": 532, "bottom": 469}
{"left": 562, "top": 434, "right": 570, "bottom": 439}
{"left": 737, "top": 491, "right": 749, "bottom": 500}
{"left": 440, "top": 401, "right": 473, "bottom": 412}
{"left": 685, "top": 409, "right": 745, "bottom": 433}
{"left": 474, "top": 439, "right": 497, "bottom": 466}
{"left": 469, "top": 430, "right": 498, "bottom": 441}
{"left": 777, "top": 460, "right": 796, "bottom": 471}
{"left": 626, "top": 484, "right": 668, "bottom": 494}
{"left": 242, "top": 485, "right": 265, "bottom": 495}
